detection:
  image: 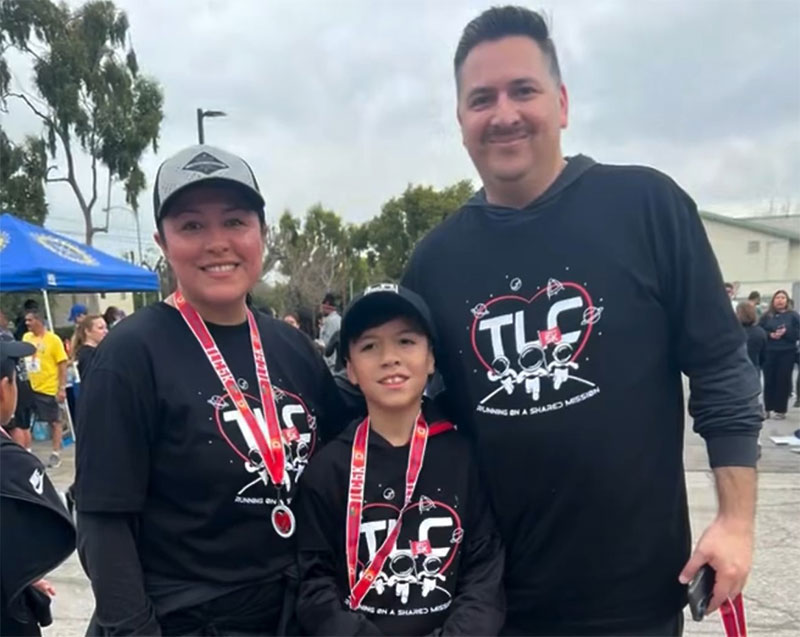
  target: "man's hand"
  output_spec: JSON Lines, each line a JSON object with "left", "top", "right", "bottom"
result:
{"left": 56, "top": 388, "right": 66, "bottom": 403}
{"left": 32, "top": 579, "right": 56, "bottom": 597}
{"left": 680, "top": 466, "right": 756, "bottom": 614}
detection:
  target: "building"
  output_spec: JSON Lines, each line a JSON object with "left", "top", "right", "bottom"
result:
{"left": 699, "top": 211, "right": 800, "bottom": 303}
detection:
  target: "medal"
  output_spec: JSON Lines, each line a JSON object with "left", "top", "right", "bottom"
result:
{"left": 174, "top": 291, "right": 294, "bottom": 538}
{"left": 271, "top": 501, "right": 296, "bottom": 538}
{"left": 345, "top": 413, "right": 429, "bottom": 610}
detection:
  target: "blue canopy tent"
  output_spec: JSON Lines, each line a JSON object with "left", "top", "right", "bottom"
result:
{"left": 1, "top": 212, "right": 160, "bottom": 444}
{"left": 1, "top": 212, "right": 159, "bottom": 322}
{"left": 1, "top": 212, "right": 158, "bottom": 290}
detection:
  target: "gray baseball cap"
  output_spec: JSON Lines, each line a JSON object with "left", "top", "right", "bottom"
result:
{"left": 152, "top": 144, "right": 265, "bottom": 222}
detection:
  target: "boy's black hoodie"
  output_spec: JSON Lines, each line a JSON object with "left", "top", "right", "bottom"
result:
{"left": 295, "top": 403, "right": 504, "bottom": 636}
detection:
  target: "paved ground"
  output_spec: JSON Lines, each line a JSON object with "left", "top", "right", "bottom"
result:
{"left": 34, "top": 401, "right": 800, "bottom": 637}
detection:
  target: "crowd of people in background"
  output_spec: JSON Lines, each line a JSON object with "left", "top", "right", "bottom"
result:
{"left": 733, "top": 285, "right": 800, "bottom": 420}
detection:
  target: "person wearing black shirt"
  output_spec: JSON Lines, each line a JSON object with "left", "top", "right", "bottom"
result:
{"left": 1, "top": 332, "right": 76, "bottom": 636}
{"left": 295, "top": 284, "right": 505, "bottom": 636}
{"left": 402, "top": 7, "right": 761, "bottom": 636}
{"left": 75, "top": 145, "right": 344, "bottom": 636}
{"left": 70, "top": 314, "right": 108, "bottom": 382}
{"left": 758, "top": 290, "right": 800, "bottom": 419}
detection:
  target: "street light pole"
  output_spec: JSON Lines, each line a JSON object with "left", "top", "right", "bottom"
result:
{"left": 196, "top": 107, "right": 204, "bottom": 144}
{"left": 196, "top": 108, "right": 227, "bottom": 144}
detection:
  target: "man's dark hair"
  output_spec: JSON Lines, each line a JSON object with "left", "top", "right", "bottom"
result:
{"left": 322, "top": 292, "right": 339, "bottom": 308}
{"left": 747, "top": 291, "right": 760, "bottom": 302}
{"left": 454, "top": 6, "right": 562, "bottom": 86}
{"left": 23, "top": 299, "right": 39, "bottom": 311}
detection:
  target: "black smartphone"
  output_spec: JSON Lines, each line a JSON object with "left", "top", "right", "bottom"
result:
{"left": 687, "top": 564, "right": 715, "bottom": 621}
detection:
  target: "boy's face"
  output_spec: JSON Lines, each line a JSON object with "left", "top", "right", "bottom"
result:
{"left": 0, "top": 372, "right": 18, "bottom": 427}
{"left": 346, "top": 317, "right": 434, "bottom": 415}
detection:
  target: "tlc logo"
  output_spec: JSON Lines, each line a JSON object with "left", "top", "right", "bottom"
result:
{"left": 478, "top": 296, "right": 585, "bottom": 361}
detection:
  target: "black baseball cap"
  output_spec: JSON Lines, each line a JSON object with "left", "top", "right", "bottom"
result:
{"left": 0, "top": 331, "right": 35, "bottom": 365}
{"left": 153, "top": 144, "right": 265, "bottom": 222}
{"left": 340, "top": 284, "right": 437, "bottom": 360}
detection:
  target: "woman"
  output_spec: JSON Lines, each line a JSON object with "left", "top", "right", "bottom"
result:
{"left": 759, "top": 290, "right": 800, "bottom": 419}
{"left": 70, "top": 315, "right": 108, "bottom": 381}
{"left": 75, "top": 145, "right": 344, "bottom": 636}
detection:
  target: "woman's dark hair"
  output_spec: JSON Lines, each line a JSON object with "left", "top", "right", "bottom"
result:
{"left": 103, "top": 306, "right": 119, "bottom": 326}
{"left": 297, "top": 307, "right": 316, "bottom": 340}
{"left": 767, "top": 289, "right": 790, "bottom": 316}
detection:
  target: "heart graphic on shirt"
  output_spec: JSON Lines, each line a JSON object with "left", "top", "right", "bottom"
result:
{"left": 469, "top": 281, "right": 596, "bottom": 373}
{"left": 360, "top": 500, "right": 463, "bottom": 575}
{"left": 212, "top": 386, "right": 316, "bottom": 482}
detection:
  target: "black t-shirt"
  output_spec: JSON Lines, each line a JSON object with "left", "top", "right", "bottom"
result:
{"left": 75, "top": 302, "right": 344, "bottom": 590}
{"left": 295, "top": 416, "right": 504, "bottom": 636}
{"left": 402, "top": 156, "right": 761, "bottom": 635}
{"left": 75, "top": 344, "right": 97, "bottom": 382}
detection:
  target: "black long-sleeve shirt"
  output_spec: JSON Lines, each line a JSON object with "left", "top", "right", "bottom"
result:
{"left": 295, "top": 418, "right": 505, "bottom": 636}
{"left": 402, "top": 155, "right": 761, "bottom": 635}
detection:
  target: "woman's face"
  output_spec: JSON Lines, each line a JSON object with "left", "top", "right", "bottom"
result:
{"left": 773, "top": 292, "right": 788, "bottom": 311}
{"left": 86, "top": 318, "right": 108, "bottom": 345}
{"left": 284, "top": 315, "right": 299, "bottom": 329}
{"left": 155, "top": 185, "right": 265, "bottom": 315}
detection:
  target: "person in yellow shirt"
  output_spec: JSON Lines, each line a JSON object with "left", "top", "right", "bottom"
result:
{"left": 23, "top": 312, "right": 68, "bottom": 469}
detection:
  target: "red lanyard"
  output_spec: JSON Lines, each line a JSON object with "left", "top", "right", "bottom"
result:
{"left": 720, "top": 594, "right": 747, "bottom": 637}
{"left": 346, "top": 413, "right": 428, "bottom": 610}
{"left": 174, "top": 292, "right": 294, "bottom": 536}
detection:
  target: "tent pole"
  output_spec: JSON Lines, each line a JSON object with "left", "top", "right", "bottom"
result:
{"left": 42, "top": 289, "right": 55, "bottom": 330}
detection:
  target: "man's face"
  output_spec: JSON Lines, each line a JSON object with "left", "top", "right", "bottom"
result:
{"left": 25, "top": 313, "right": 42, "bottom": 333}
{"left": 457, "top": 36, "right": 568, "bottom": 192}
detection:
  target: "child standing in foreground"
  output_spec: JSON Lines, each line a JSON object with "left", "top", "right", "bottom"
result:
{"left": 295, "top": 284, "right": 504, "bottom": 635}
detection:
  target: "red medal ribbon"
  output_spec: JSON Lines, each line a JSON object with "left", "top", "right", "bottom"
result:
{"left": 174, "top": 291, "right": 285, "bottom": 490}
{"left": 719, "top": 594, "right": 747, "bottom": 637}
{"left": 346, "top": 413, "right": 428, "bottom": 610}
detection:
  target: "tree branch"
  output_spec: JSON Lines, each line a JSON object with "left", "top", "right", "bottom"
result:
{"left": 7, "top": 92, "right": 53, "bottom": 125}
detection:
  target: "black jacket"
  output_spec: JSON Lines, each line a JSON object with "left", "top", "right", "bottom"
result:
{"left": 1, "top": 435, "right": 76, "bottom": 634}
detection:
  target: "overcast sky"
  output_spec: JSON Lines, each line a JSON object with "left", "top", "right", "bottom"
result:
{"left": 3, "top": 0, "right": 799, "bottom": 259}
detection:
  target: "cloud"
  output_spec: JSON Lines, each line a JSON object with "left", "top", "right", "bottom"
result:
{"left": 3, "top": 0, "right": 798, "bottom": 258}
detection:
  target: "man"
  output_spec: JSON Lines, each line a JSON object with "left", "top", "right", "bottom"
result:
{"left": 319, "top": 291, "right": 342, "bottom": 371}
{"left": 68, "top": 303, "right": 88, "bottom": 325}
{"left": 1, "top": 331, "right": 76, "bottom": 636}
{"left": 403, "top": 7, "right": 760, "bottom": 636}
{"left": 747, "top": 291, "right": 763, "bottom": 318}
{"left": 14, "top": 299, "right": 40, "bottom": 341}
{"left": 22, "top": 312, "right": 68, "bottom": 469}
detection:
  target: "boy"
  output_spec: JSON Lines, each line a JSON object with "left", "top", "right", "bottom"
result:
{"left": 0, "top": 332, "right": 76, "bottom": 636}
{"left": 295, "top": 284, "right": 504, "bottom": 635}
